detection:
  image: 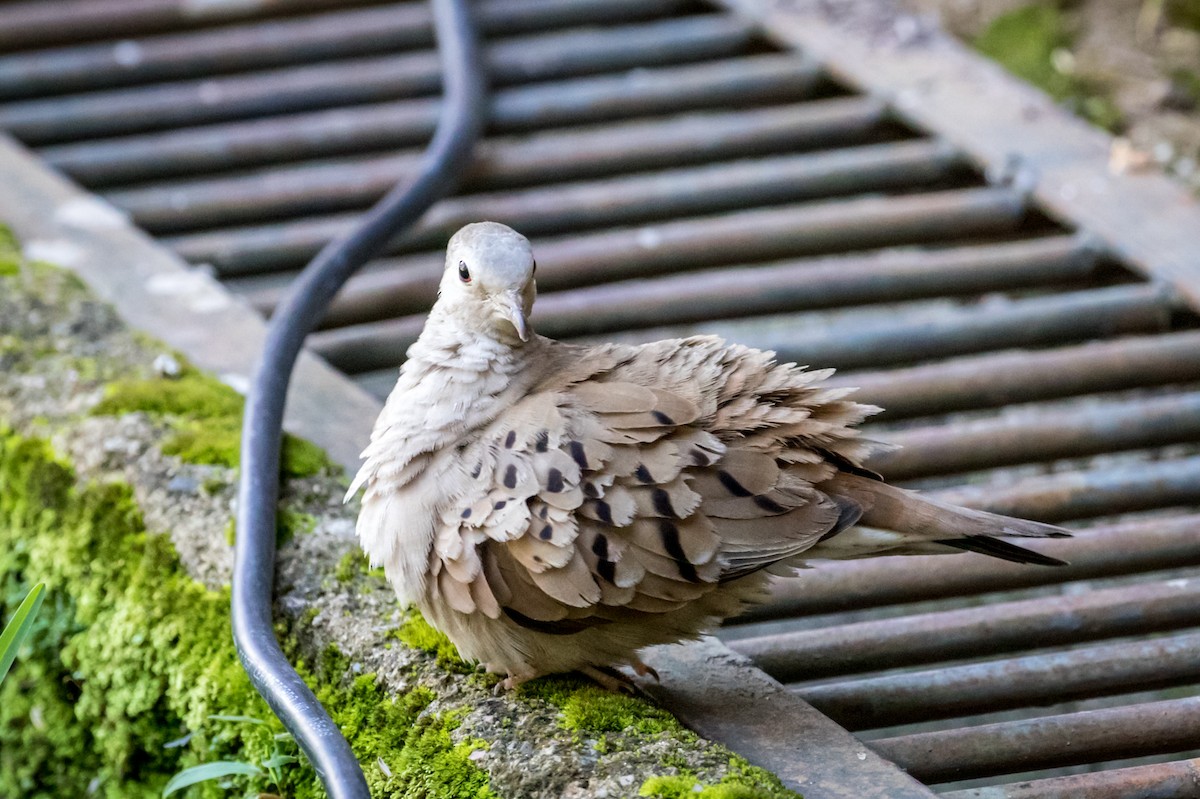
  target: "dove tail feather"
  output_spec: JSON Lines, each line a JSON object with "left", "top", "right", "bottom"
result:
{"left": 937, "top": 536, "right": 1068, "bottom": 566}
{"left": 828, "top": 473, "right": 1071, "bottom": 541}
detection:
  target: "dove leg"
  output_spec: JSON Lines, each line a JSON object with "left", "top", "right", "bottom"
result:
{"left": 579, "top": 665, "right": 640, "bottom": 695}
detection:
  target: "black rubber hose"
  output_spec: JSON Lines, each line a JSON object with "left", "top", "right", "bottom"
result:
{"left": 231, "top": 0, "right": 486, "bottom": 795}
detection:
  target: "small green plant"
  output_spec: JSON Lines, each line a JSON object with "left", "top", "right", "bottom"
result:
{"left": 0, "top": 582, "right": 45, "bottom": 686}
{"left": 161, "top": 715, "right": 298, "bottom": 798}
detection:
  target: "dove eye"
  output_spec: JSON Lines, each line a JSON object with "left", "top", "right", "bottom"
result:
{"left": 457, "top": 261, "right": 471, "bottom": 283}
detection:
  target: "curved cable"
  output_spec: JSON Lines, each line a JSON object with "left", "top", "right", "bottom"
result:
{"left": 232, "top": 1, "right": 487, "bottom": 795}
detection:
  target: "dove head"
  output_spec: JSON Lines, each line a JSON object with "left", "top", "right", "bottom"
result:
{"left": 438, "top": 221, "right": 537, "bottom": 344}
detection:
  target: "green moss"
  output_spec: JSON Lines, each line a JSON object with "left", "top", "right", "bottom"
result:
{"left": 0, "top": 429, "right": 269, "bottom": 798}
{"left": 92, "top": 372, "right": 336, "bottom": 478}
{"left": 0, "top": 427, "right": 497, "bottom": 799}
{"left": 0, "top": 225, "right": 20, "bottom": 276}
{"left": 276, "top": 509, "right": 317, "bottom": 546}
{"left": 393, "top": 611, "right": 473, "bottom": 674}
{"left": 287, "top": 645, "right": 495, "bottom": 799}
{"left": 335, "top": 550, "right": 369, "bottom": 583}
{"left": 522, "top": 676, "right": 680, "bottom": 737}
{"left": 91, "top": 373, "right": 243, "bottom": 419}
{"left": 975, "top": 4, "right": 1122, "bottom": 131}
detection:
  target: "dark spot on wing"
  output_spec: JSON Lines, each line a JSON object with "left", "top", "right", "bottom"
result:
{"left": 503, "top": 464, "right": 518, "bottom": 489}
{"left": 539, "top": 505, "right": 549, "bottom": 519}
{"left": 461, "top": 508, "right": 472, "bottom": 519}
{"left": 633, "top": 464, "right": 653, "bottom": 484}
{"left": 652, "top": 410, "right": 674, "bottom": 425}
{"left": 539, "top": 524, "right": 553, "bottom": 540}
{"left": 659, "top": 520, "right": 699, "bottom": 582}
{"left": 652, "top": 488, "right": 675, "bottom": 517}
{"left": 717, "top": 470, "right": 753, "bottom": 497}
{"left": 535, "top": 430, "right": 549, "bottom": 453}
{"left": 816, "top": 447, "right": 884, "bottom": 482}
{"left": 503, "top": 608, "right": 608, "bottom": 635}
{"left": 546, "top": 468, "right": 565, "bottom": 493}
{"left": 591, "top": 534, "right": 609, "bottom": 559}
{"left": 583, "top": 482, "right": 600, "bottom": 498}
{"left": 470, "top": 462, "right": 482, "bottom": 479}
{"left": 494, "top": 500, "right": 507, "bottom": 510}
{"left": 504, "top": 430, "right": 517, "bottom": 449}
{"left": 568, "top": 440, "right": 588, "bottom": 469}
{"left": 594, "top": 500, "right": 613, "bottom": 525}
{"left": 690, "top": 448, "right": 710, "bottom": 466}
{"left": 597, "top": 559, "right": 616, "bottom": 584}
{"left": 753, "top": 494, "right": 788, "bottom": 514}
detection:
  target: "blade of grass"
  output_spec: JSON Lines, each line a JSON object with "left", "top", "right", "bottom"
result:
{"left": 162, "top": 761, "right": 263, "bottom": 797}
{"left": 0, "top": 582, "right": 45, "bottom": 685}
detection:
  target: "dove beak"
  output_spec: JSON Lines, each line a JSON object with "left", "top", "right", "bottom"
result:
{"left": 500, "top": 290, "right": 530, "bottom": 342}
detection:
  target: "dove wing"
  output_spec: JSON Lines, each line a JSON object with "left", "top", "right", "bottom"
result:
{"left": 427, "top": 338, "right": 871, "bottom": 631}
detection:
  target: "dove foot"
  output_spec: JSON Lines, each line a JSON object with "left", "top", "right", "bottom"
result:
{"left": 631, "top": 659, "right": 660, "bottom": 682}
{"left": 579, "top": 665, "right": 640, "bottom": 695}
{"left": 495, "top": 670, "right": 537, "bottom": 695}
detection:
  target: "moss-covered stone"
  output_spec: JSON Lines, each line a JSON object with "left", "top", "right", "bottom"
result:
{"left": 93, "top": 372, "right": 336, "bottom": 479}
{"left": 0, "top": 427, "right": 496, "bottom": 799}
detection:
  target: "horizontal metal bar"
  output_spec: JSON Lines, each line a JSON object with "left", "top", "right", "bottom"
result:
{"left": 739, "top": 514, "right": 1200, "bottom": 621}
{"left": 518, "top": 235, "right": 1096, "bottom": 338}
{"left": 43, "top": 53, "right": 824, "bottom": 185}
{"left": 941, "top": 758, "right": 1200, "bottom": 799}
{"left": 576, "top": 281, "right": 1175, "bottom": 372}
{"left": 0, "top": 0, "right": 688, "bottom": 100}
{"left": 933, "top": 451, "right": 1200, "bottom": 523}
{"left": 172, "top": 139, "right": 968, "bottom": 274}
{"left": 3, "top": 15, "right": 756, "bottom": 144}
{"left": 312, "top": 232, "right": 1093, "bottom": 336}
{"left": 802, "top": 630, "right": 1200, "bottom": 730}
{"left": 871, "top": 696, "right": 1200, "bottom": 784}
{"left": 871, "top": 389, "right": 1200, "bottom": 480}
{"left": 110, "top": 97, "right": 890, "bottom": 231}
{"left": 829, "top": 330, "right": 1200, "bottom": 422}
{"left": 731, "top": 573, "right": 1200, "bottom": 682}
{"left": 299, "top": 188, "right": 1036, "bottom": 373}
{"left": 0, "top": 0, "right": 352, "bottom": 51}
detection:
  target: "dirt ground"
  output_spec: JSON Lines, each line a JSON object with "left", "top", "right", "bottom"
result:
{"left": 898, "top": 0, "right": 1200, "bottom": 192}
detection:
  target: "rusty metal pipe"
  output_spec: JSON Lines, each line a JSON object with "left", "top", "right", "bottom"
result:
{"left": 4, "top": 15, "right": 756, "bottom": 144}
{"left": 306, "top": 282, "right": 1170, "bottom": 376}
{"left": 831, "top": 330, "right": 1200, "bottom": 421}
{"left": 0, "top": 0, "right": 351, "bottom": 51}
{"left": 738, "top": 514, "right": 1200, "bottom": 621}
{"left": 870, "top": 697, "right": 1200, "bottom": 784}
{"left": 111, "top": 98, "right": 890, "bottom": 232}
{"left": 314, "top": 233, "right": 1093, "bottom": 333}
{"left": 931, "top": 452, "right": 1200, "bottom": 522}
{"left": 801, "top": 630, "right": 1200, "bottom": 730}
{"left": 42, "top": 54, "right": 824, "bottom": 185}
{"left": 702, "top": 283, "right": 1175, "bottom": 371}
{"left": 872, "top": 389, "right": 1200, "bottom": 480}
{"left": 731, "top": 574, "right": 1200, "bottom": 682}
{"left": 169, "top": 140, "right": 970, "bottom": 274}
{"left": 242, "top": 184, "right": 1026, "bottom": 318}
{"left": 941, "top": 759, "right": 1200, "bottom": 799}
{"left": 0, "top": 0, "right": 689, "bottom": 100}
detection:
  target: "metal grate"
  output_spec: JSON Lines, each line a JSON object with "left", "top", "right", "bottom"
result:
{"left": 4, "top": 1, "right": 1200, "bottom": 796}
